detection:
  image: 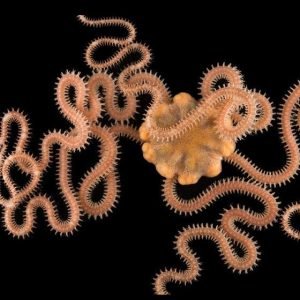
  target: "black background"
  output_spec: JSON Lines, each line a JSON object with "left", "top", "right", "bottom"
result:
{"left": 0, "top": 1, "right": 299, "bottom": 297}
